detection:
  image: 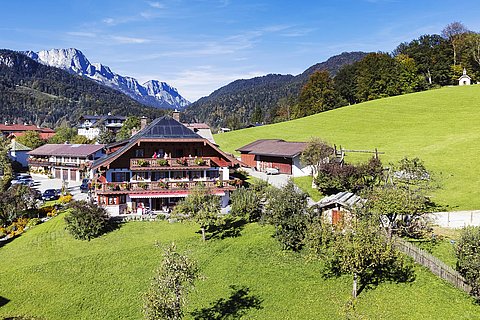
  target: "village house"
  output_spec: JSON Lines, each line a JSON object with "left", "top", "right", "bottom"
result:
{"left": 77, "top": 114, "right": 127, "bottom": 140}
{"left": 0, "top": 123, "right": 55, "bottom": 140}
{"left": 90, "top": 116, "right": 239, "bottom": 216}
{"left": 236, "top": 139, "right": 310, "bottom": 176}
{"left": 8, "top": 140, "right": 31, "bottom": 168}
{"left": 28, "top": 144, "right": 106, "bottom": 181}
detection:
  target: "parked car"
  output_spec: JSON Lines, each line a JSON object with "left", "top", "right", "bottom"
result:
{"left": 265, "top": 167, "right": 280, "bottom": 175}
{"left": 42, "top": 189, "right": 59, "bottom": 201}
{"left": 80, "top": 179, "right": 91, "bottom": 193}
{"left": 11, "top": 175, "right": 34, "bottom": 187}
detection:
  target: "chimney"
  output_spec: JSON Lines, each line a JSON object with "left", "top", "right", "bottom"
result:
{"left": 140, "top": 116, "right": 148, "bottom": 130}
{"left": 172, "top": 109, "right": 180, "bottom": 122}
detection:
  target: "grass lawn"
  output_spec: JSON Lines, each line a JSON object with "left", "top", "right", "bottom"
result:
{"left": 214, "top": 85, "right": 480, "bottom": 210}
{"left": 293, "top": 176, "right": 323, "bottom": 202}
{"left": 1, "top": 216, "right": 479, "bottom": 319}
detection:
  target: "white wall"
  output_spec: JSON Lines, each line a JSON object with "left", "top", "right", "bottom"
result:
{"left": 78, "top": 127, "right": 101, "bottom": 140}
{"left": 292, "top": 155, "right": 312, "bottom": 177}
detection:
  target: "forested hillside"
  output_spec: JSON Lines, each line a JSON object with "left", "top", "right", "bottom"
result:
{"left": 0, "top": 50, "right": 164, "bottom": 127}
{"left": 185, "top": 52, "right": 367, "bottom": 129}
{"left": 187, "top": 22, "right": 480, "bottom": 130}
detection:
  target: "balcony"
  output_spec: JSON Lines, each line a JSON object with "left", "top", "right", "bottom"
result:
{"left": 95, "top": 180, "right": 240, "bottom": 194}
{"left": 28, "top": 158, "right": 90, "bottom": 168}
{"left": 28, "top": 158, "right": 54, "bottom": 166}
{"left": 130, "top": 157, "right": 212, "bottom": 170}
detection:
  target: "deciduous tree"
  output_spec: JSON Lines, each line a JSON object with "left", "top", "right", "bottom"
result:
{"left": 264, "top": 180, "right": 308, "bottom": 251}
{"left": 300, "top": 138, "right": 334, "bottom": 177}
{"left": 172, "top": 185, "right": 220, "bottom": 241}
{"left": 143, "top": 242, "right": 198, "bottom": 320}
{"left": 16, "top": 130, "right": 44, "bottom": 149}
{"left": 116, "top": 116, "right": 140, "bottom": 141}
{"left": 456, "top": 226, "right": 480, "bottom": 297}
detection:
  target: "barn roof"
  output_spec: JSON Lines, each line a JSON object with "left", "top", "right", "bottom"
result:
{"left": 236, "top": 139, "right": 307, "bottom": 158}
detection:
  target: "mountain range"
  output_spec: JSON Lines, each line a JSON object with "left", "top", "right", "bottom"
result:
{"left": 184, "top": 51, "right": 368, "bottom": 128}
{"left": 23, "top": 48, "right": 190, "bottom": 110}
{"left": 0, "top": 49, "right": 164, "bottom": 127}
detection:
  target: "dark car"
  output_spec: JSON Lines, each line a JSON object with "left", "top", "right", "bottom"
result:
{"left": 42, "top": 189, "right": 59, "bottom": 201}
{"left": 80, "top": 179, "right": 91, "bottom": 193}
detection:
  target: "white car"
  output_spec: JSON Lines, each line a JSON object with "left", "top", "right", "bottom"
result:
{"left": 265, "top": 167, "right": 280, "bottom": 175}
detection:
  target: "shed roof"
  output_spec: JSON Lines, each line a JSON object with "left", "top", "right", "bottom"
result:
{"left": 315, "top": 191, "right": 365, "bottom": 210}
{"left": 28, "top": 144, "right": 105, "bottom": 157}
{"left": 236, "top": 139, "right": 307, "bottom": 158}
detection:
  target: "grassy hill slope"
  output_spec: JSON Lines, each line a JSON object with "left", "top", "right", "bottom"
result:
{"left": 214, "top": 85, "right": 480, "bottom": 210}
{"left": 0, "top": 216, "right": 478, "bottom": 319}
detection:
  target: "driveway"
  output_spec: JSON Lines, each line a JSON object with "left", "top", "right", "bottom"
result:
{"left": 243, "top": 168, "right": 291, "bottom": 188}
{"left": 30, "top": 174, "right": 87, "bottom": 201}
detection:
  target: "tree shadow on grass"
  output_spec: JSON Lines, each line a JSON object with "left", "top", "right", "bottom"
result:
{"left": 204, "top": 217, "right": 247, "bottom": 240}
{"left": 0, "top": 235, "right": 21, "bottom": 248}
{"left": 0, "top": 296, "right": 10, "bottom": 307}
{"left": 191, "top": 285, "right": 263, "bottom": 319}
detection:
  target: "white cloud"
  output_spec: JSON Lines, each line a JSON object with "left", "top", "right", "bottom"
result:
{"left": 147, "top": 1, "right": 164, "bottom": 9}
{"left": 111, "top": 36, "right": 151, "bottom": 44}
{"left": 66, "top": 31, "right": 97, "bottom": 38}
{"left": 102, "top": 18, "right": 116, "bottom": 25}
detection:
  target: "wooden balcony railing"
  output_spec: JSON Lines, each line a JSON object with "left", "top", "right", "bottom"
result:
{"left": 94, "top": 179, "right": 240, "bottom": 193}
{"left": 28, "top": 158, "right": 88, "bottom": 168}
{"left": 130, "top": 157, "right": 212, "bottom": 170}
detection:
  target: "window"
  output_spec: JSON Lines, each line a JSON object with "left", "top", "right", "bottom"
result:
{"left": 135, "top": 149, "right": 144, "bottom": 157}
{"left": 175, "top": 149, "right": 183, "bottom": 157}
{"left": 112, "top": 172, "right": 129, "bottom": 182}
{"left": 133, "top": 172, "right": 149, "bottom": 181}
{"left": 151, "top": 171, "right": 166, "bottom": 181}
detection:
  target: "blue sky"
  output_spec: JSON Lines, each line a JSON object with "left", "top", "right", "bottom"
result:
{"left": 1, "top": 0, "right": 480, "bottom": 101}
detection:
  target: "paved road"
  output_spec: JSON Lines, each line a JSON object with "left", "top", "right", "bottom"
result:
{"left": 243, "top": 168, "right": 291, "bottom": 188}
{"left": 31, "top": 174, "right": 88, "bottom": 201}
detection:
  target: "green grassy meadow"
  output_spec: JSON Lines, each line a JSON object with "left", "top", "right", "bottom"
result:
{"left": 215, "top": 85, "right": 480, "bottom": 210}
{"left": 1, "top": 215, "right": 479, "bottom": 319}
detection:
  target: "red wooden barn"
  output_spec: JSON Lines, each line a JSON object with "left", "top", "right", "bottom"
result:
{"left": 236, "top": 139, "right": 310, "bottom": 176}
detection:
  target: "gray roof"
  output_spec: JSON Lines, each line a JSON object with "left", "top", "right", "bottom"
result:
{"left": 139, "top": 117, "right": 201, "bottom": 139}
{"left": 315, "top": 191, "right": 365, "bottom": 209}
{"left": 10, "top": 140, "right": 31, "bottom": 151}
{"left": 236, "top": 139, "right": 307, "bottom": 158}
{"left": 28, "top": 144, "right": 105, "bottom": 157}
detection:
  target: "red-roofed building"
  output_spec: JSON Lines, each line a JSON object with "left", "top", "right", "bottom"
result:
{"left": 28, "top": 144, "right": 106, "bottom": 182}
{"left": 237, "top": 139, "right": 311, "bottom": 176}
{"left": 0, "top": 123, "right": 55, "bottom": 140}
{"left": 91, "top": 116, "right": 240, "bottom": 216}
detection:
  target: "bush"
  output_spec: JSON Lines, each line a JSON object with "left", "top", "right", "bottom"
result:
{"left": 26, "top": 218, "right": 41, "bottom": 228}
{"left": 58, "top": 194, "right": 73, "bottom": 204}
{"left": 314, "top": 157, "right": 383, "bottom": 195}
{"left": 230, "top": 187, "right": 262, "bottom": 222}
{"left": 456, "top": 226, "right": 480, "bottom": 297}
{"left": 64, "top": 201, "right": 109, "bottom": 240}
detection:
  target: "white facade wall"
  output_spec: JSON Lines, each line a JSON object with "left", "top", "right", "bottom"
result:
{"left": 292, "top": 155, "right": 312, "bottom": 177}
{"left": 78, "top": 127, "right": 101, "bottom": 140}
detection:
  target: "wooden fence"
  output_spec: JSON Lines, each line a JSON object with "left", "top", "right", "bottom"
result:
{"left": 393, "top": 237, "right": 473, "bottom": 295}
